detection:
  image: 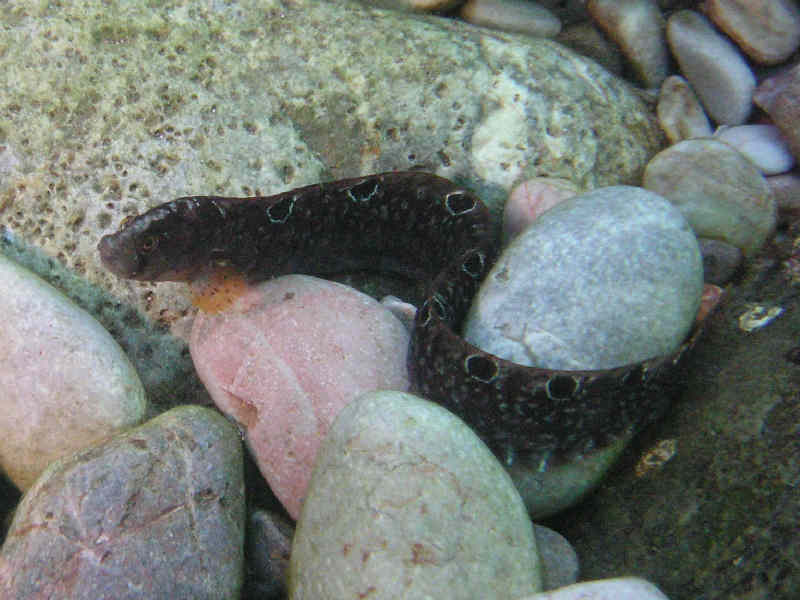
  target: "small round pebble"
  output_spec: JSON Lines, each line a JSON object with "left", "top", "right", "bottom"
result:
{"left": 657, "top": 75, "right": 712, "bottom": 143}
{"left": 714, "top": 124, "right": 795, "bottom": 175}
{"left": 703, "top": 0, "right": 800, "bottom": 65}
{"left": 380, "top": 294, "right": 417, "bottom": 331}
{"left": 0, "top": 406, "right": 245, "bottom": 599}
{"left": 289, "top": 391, "right": 542, "bottom": 599}
{"left": 698, "top": 238, "right": 743, "bottom": 284}
{"left": 461, "top": 0, "right": 562, "bottom": 38}
{"left": 643, "top": 138, "right": 777, "bottom": 256}
{"left": 666, "top": 10, "right": 755, "bottom": 124}
{"left": 587, "top": 0, "right": 668, "bottom": 89}
{"left": 363, "top": 0, "right": 463, "bottom": 12}
{"left": 503, "top": 177, "right": 580, "bottom": 242}
{"left": 533, "top": 525, "right": 580, "bottom": 590}
{"left": 0, "top": 254, "right": 146, "bottom": 490}
{"left": 190, "top": 274, "right": 410, "bottom": 520}
{"left": 768, "top": 172, "right": 800, "bottom": 226}
{"left": 465, "top": 186, "right": 703, "bottom": 370}
{"left": 556, "top": 22, "right": 625, "bottom": 76}
{"left": 246, "top": 509, "right": 293, "bottom": 599}
{"left": 518, "top": 576, "right": 669, "bottom": 600}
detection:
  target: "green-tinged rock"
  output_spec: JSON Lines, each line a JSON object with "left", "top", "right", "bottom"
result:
{"left": 643, "top": 138, "right": 777, "bottom": 257}
{"left": 290, "top": 391, "right": 542, "bottom": 599}
{"left": 0, "top": 406, "right": 246, "bottom": 599}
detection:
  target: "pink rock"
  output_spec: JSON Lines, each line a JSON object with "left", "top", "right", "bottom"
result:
{"left": 190, "top": 274, "right": 410, "bottom": 519}
{"left": 503, "top": 177, "right": 580, "bottom": 241}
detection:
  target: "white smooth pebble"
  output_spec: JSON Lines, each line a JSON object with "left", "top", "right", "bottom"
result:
{"left": 714, "top": 124, "right": 796, "bottom": 175}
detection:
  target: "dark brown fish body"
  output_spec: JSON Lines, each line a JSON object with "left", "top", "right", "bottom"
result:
{"left": 99, "top": 171, "right": 703, "bottom": 466}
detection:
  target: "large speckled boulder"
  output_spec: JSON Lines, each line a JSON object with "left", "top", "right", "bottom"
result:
{"left": 290, "top": 391, "right": 542, "bottom": 599}
{"left": 0, "top": 253, "right": 146, "bottom": 490}
{"left": 1, "top": 2, "right": 662, "bottom": 417}
{"left": 0, "top": 405, "right": 245, "bottom": 599}
{"left": 465, "top": 186, "right": 703, "bottom": 371}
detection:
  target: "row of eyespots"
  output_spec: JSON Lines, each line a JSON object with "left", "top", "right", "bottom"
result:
{"left": 462, "top": 352, "right": 584, "bottom": 402}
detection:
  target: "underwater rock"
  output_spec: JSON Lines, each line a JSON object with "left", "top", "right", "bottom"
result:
{"left": 587, "top": 0, "right": 668, "bottom": 89}
{"left": 643, "top": 138, "right": 777, "bottom": 256}
{"left": 518, "top": 576, "right": 669, "bottom": 600}
{"left": 657, "top": 75, "right": 713, "bottom": 144}
{"left": 465, "top": 186, "right": 703, "bottom": 371}
{"left": 190, "top": 275, "right": 410, "bottom": 520}
{"left": 703, "top": 0, "right": 800, "bottom": 65}
{"left": 460, "top": 0, "right": 562, "bottom": 37}
{"left": 666, "top": 10, "right": 755, "bottom": 124}
{"left": 0, "top": 406, "right": 245, "bottom": 599}
{"left": 503, "top": 177, "right": 580, "bottom": 242}
{"left": 714, "top": 124, "right": 795, "bottom": 176}
{"left": 289, "top": 391, "right": 542, "bottom": 599}
{"left": 0, "top": 254, "right": 146, "bottom": 490}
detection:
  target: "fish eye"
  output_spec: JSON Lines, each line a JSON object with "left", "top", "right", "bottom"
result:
{"left": 140, "top": 235, "right": 158, "bottom": 253}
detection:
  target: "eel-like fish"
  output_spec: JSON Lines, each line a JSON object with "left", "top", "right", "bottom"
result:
{"left": 98, "top": 171, "right": 705, "bottom": 466}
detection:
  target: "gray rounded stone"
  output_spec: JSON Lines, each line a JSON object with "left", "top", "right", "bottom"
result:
{"left": 666, "top": 10, "right": 755, "bottom": 125}
{"left": 289, "top": 391, "right": 542, "bottom": 599}
{"left": 533, "top": 525, "right": 580, "bottom": 591}
{"left": 464, "top": 186, "right": 703, "bottom": 371}
{"left": 643, "top": 138, "right": 777, "bottom": 257}
{"left": 0, "top": 405, "right": 246, "bottom": 599}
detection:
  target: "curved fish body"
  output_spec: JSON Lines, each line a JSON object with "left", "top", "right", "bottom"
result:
{"left": 99, "top": 171, "right": 702, "bottom": 465}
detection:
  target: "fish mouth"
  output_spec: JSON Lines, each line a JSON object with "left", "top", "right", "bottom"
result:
{"left": 98, "top": 232, "right": 143, "bottom": 279}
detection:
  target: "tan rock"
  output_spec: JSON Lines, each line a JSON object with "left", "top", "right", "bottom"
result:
{"left": 702, "top": 0, "right": 800, "bottom": 65}
{"left": 643, "top": 138, "right": 777, "bottom": 256}
{"left": 556, "top": 22, "right": 625, "bottom": 76}
{"left": 587, "top": 0, "right": 668, "bottom": 88}
{"left": 657, "top": 75, "right": 713, "bottom": 143}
